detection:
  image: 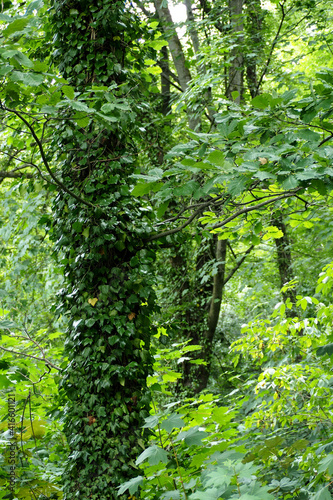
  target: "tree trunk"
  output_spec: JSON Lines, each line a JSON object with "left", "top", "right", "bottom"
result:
{"left": 273, "top": 214, "right": 297, "bottom": 316}
{"left": 160, "top": 45, "right": 171, "bottom": 115}
{"left": 245, "top": 0, "right": 264, "bottom": 98}
{"left": 227, "top": 0, "right": 244, "bottom": 102}
{"left": 51, "top": 2, "right": 156, "bottom": 498}
{"left": 184, "top": 0, "right": 200, "bottom": 54}
{"left": 183, "top": 238, "right": 227, "bottom": 393}
{"left": 154, "top": 0, "right": 200, "bottom": 130}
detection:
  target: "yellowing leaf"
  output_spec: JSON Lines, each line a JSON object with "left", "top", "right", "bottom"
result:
{"left": 259, "top": 157, "right": 268, "bottom": 165}
{"left": 88, "top": 298, "right": 98, "bottom": 307}
{"left": 82, "top": 227, "right": 90, "bottom": 238}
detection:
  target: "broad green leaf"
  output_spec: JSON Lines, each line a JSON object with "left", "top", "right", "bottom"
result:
{"left": 132, "top": 181, "right": 163, "bottom": 196}
{"left": 143, "top": 415, "right": 159, "bottom": 428}
{"left": 62, "top": 85, "right": 75, "bottom": 99}
{"left": 96, "top": 111, "right": 118, "bottom": 122}
{"left": 204, "top": 468, "right": 231, "bottom": 489}
{"left": 160, "top": 413, "right": 184, "bottom": 433}
{"left": 10, "top": 71, "right": 44, "bottom": 86}
{"left": 3, "top": 17, "right": 30, "bottom": 36}
{"left": 317, "top": 344, "right": 333, "bottom": 357}
{"left": 40, "top": 105, "right": 58, "bottom": 114}
{"left": 162, "top": 491, "right": 181, "bottom": 500}
{"left": 147, "top": 39, "right": 168, "bottom": 51}
{"left": 72, "top": 221, "right": 82, "bottom": 232}
{"left": 190, "top": 488, "right": 221, "bottom": 500}
{"left": 212, "top": 406, "right": 233, "bottom": 425}
{"left": 26, "top": 0, "right": 44, "bottom": 14}
{"left": 68, "top": 100, "right": 94, "bottom": 113}
{"left": 251, "top": 93, "right": 273, "bottom": 109}
{"left": 117, "top": 475, "right": 143, "bottom": 495}
{"left": 176, "top": 426, "right": 206, "bottom": 446}
{"left": 0, "top": 319, "right": 18, "bottom": 329}
{"left": 162, "top": 371, "right": 181, "bottom": 383}
{"left": 146, "top": 66, "right": 162, "bottom": 75}
{"left": 297, "top": 129, "right": 321, "bottom": 142}
{"left": 311, "top": 486, "right": 331, "bottom": 500}
{"left": 0, "top": 65, "right": 12, "bottom": 76}
{"left": 135, "top": 445, "right": 169, "bottom": 466}
{"left": 281, "top": 175, "right": 298, "bottom": 190}
{"left": 207, "top": 150, "right": 225, "bottom": 167}
{"left": 262, "top": 226, "right": 283, "bottom": 241}
{"left": 0, "top": 374, "right": 13, "bottom": 389}
{"left": 254, "top": 171, "right": 276, "bottom": 181}
{"left": 227, "top": 176, "right": 247, "bottom": 195}
{"left": 13, "top": 51, "right": 34, "bottom": 68}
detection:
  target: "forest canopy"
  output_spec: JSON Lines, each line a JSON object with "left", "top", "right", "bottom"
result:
{"left": 1, "top": 1, "right": 333, "bottom": 499}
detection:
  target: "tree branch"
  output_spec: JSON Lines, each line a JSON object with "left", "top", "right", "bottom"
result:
{"left": 0, "top": 345, "right": 61, "bottom": 371}
{"left": 211, "top": 191, "right": 300, "bottom": 230}
{"left": 147, "top": 207, "right": 204, "bottom": 241}
{"left": 150, "top": 190, "right": 299, "bottom": 241}
{"left": 1, "top": 104, "right": 95, "bottom": 208}
{"left": 222, "top": 244, "right": 254, "bottom": 286}
{"left": 0, "top": 169, "right": 33, "bottom": 179}
{"left": 256, "top": 1, "right": 286, "bottom": 92}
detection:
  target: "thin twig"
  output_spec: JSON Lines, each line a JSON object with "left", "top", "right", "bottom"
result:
{"left": 148, "top": 208, "right": 204, "bottom": 241}
{"left": 222, "top": 245, "right": 254, "bottom": 286}
{"left": 256, "top": 1, "right": 286, "bottom": 93}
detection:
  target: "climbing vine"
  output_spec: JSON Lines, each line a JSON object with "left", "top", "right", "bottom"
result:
{"left": 49, "top": 1, "right": 157, "bottom": 498}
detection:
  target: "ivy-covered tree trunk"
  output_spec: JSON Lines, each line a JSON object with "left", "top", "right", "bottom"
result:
{"left": 50, "top": 2, "right": 155, "bottom": 498}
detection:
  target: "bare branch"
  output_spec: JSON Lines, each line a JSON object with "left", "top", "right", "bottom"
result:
{"left": 222, "top": 245, "right": 254, "bottom": 286}
{"left": 149, "top": 190, "right": 299, "bottom": 241}
{"left": 148, "top": 207, "right": 204, "bottom": 241}
{"left": 211, "top": 191, "right": 299, "bottom": 229}
{"left": 256, "top": 1, "right": 286, "bottom": 92}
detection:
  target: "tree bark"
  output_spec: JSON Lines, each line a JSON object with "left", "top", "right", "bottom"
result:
{"left": 154, "top": 0, "right": 200, "bottom": 130}
{"left": 273, "top": 214, "right": 297, "bottom": 317}
{"left": 160, "top": 45, "right": 171, "bottom": 115}
{"left": 196, "top": 238, "right": 227, "bottom": 393}
{"left": 227, "top": 0, "right": 244, "bottom": 102}
{"left": 245, "top": 0, "right": 264, "bottom": 98}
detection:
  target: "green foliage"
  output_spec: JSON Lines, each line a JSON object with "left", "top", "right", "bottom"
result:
{"left": 0, "top": 180, "right": 66, "bottom": 498}
{"left": 2, "top": 1, "right": 333, "bottom": 500}
{"left": 118, "top": 340, "right": 272, "bottom": 500}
